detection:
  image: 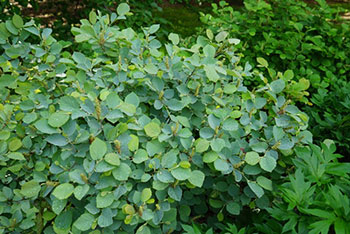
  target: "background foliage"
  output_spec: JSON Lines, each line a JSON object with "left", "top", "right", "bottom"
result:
{"left": 201, "top": 0, "right": 350, "bottom": 154}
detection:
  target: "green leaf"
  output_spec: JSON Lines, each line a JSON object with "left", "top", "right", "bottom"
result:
{"left": 6, "top": 20, "right": 18, "bottom": 35}
{"left": 257, "top": 176, "right": 273, "bottom": 191}
{"left": 48, "top": 112, "right": 70, "bottom": 128}
{"left": 141, "top": 188, "right": 152, "bottom": 202}
{"left": 20, "top": 180, "right": 41, "bottom": 198}
{"left": 7, "top": 152, "right": 25, "bottom": 160}
{"left": 104, "top": 153, "right": 120, "bottom": 166}
{"left": 46, "top": 134, "right": 68, "bottom": 146}
{"left": 210, "top": 138, "right": 225, "bottom": 152}
{"left": 188, "top": 170, "right": 205, "bottom": 187}
{"left": 98, "top": 208, "right": 113, "bottom": 228}
{"left": 52, "top": 183, "right": 74, "bottom": 200}
{"left": 215, "top": 31, "right": 228, "bottom": 42}
{"left": 259, "top": 156, "right": 276, "bottom": 172}
{"left": 171, "top": 167, "right": 191, "bottom": 181}
{"left": 120, "top": 102, "right": 136, "bottom": 116}
{"left": 257, "top": 57, "right": 268, "bottom": 67}
{"left": 226, "top": 201, "right": 240, "bottom": 215}
{"left": 128, "top": 134, "right": 139, "bottom": 151}
{"left": 214, "top": 159, "right": 229, "bottom": 171}
{"left": 136, "top": 225, "right": 151, "bottom": 234}
{"left": 133, "top": 149, "right": 148, "bottom": 164}
{"left": 204, "top": 65, "right": 220, "bottom": 82}
{"left": 270, "top": 79, "right": 285, "bottom": 94}
{"left": 34, "top": 119, "right": 59, "bottom": 134}
{"left": 96, "top": 192, "right": 114, "bottom": 208}
{"left": 112, "top": 163, "right": 131, "bottom": 181}
{"left": 245, "top": 152, "right": 260, "bottom": 165}
{"left": 203, "top": 151, "right": 219, "bottom": 163}
{"left": 283, "top": 70, "right": 294, "bottom": 80}
{"left": 145, "top": 63, "right": 158, "bottom": 75}
{"left": 117, "top": 3, "right": 130, "bottom": 16}
{"left": 144, "top": 122, "right": 161, "bottom": 138}
{"left": 203, "top": 44, "right": 216, "bottom": 57}
{"left": 90, "top": 138, "right": 107, "bottom": 160}
{"left": 9, "top": 138, "right": 22, "bottom": 151}
{"left": 12, "top": 14, "right": 23, "bottom": 28}
{"left": 74, "top": 213, "right": 95, "bottom": 231}
{"left": 73, "top": 185, "right": 89, "bottom": 200}
{"left": 165, "top": 99, "right": 184, "bottom": 111}
{"left": 169, "top": 33, "right": 180, "bottom": 45}
{"left": 247, "top": 182, "right": 264, "bottom": 198}
{"left": 125, "top": 92, "right": 140, "bottom": 107}
{"left": 89, "top": 11, "right": 97, "bottom": 24}
{"left": 195, "top": 138, "right": 210, "bottom": 153}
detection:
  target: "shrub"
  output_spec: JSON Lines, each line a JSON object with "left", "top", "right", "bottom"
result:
{"left": 200, "top": 0, "right": 350, "bottom": 153}
{"left": 0, "top": 5, "right": 312, "bottom": 233}
{"left": 268, "top": 140, "right": 350, "bottom": 233}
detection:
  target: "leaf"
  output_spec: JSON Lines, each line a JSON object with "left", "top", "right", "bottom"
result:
{"left": 90, "top": 138, "right": 107, "bottom": 160}
{"left": 125, "top": 92, "right": 140, "bottom": 107}
{"left": 257, "top": 57, "right": 268, "bottom": 67}
{"left": 7, "top": 152, "right": 25, "bottom": 160}
{"left": 45, "top": 134, "right": 68, "bottom": 146}
{"left": 144, "top": 122, "right": 161, "bottom": 138}
{"left": 226, "top": 201, "right": 240, "bottom": 215}
{"left": 20, "top": 180, "right": 41, "bottom": 198}
{"left": 128, "top": 134, "right": 139, "bottom": 151}
{"left": 96, "top": 192, "right": 114, "bottom": 208}
{"left": 169, "top": 33, "right": 180, "bottom": 45}
{"left": 245, "top": 152, "right": 260, "bottom": 165}
{"left": 171, "top": 167, "right": 191, "bottom": 181}
{"left": 203, "top": 45, "right": 215, "bottom": 57}
{"left": 141, "top": 188, "right": 152, "bottom": 202}
{"left": 98, "top": 208, "right": 113, "bottom": 228}
{"left": 52, "top": 183, "right": 74, "bottom": 200}
{"left": 136, "top": 225, "right": 151, "bottom": 234}
{"left": 73, "top": 185, "right": 89, "bottom": 200}
{"left": 259, "top": 156, "right": 277, "bottom": 172}
{"left": 112, "top": 163, "right": 131, "bottom": 181}
{"left": 117, "top": 3, "right": 130, "bottom": 16}
{"left": 145, "top": 63, "right": 158, "bottom": 74}
{"left": 104, "top": 153, "right": 120, "bottom": 166}
{"left": 210, "top": 138, "right": 226, "bottom": 152}
{"left": 12, "top": 14, "right": 23, "bottom": 28}
{"left": 89, "top": 11, "right": 97, "bottom": 24}
{"left": 165, "top": 99, "right": 184, "bottom": 111}
{"left": 283, "top": 70, "right": 294, "bottom": 80}
{"left": 215, "top": 31, "right": 228, "bottom": 42}
{"left": 203, "top": 151, "right": 219, "bottom": 163}
{"left": 195, "top": 138, "right": 210, "bottom": 153}
{"left": 257, "top": 176, "right": 273, "bottom": 191}
{"left": 188, "top": 170, "right": 205, "bottom": 187}
{"left": 247, "top": 182, "right": 264, "bottom": 198}
{"left": 74, "top": 213, "right": 95, "bottom": 231}
{"left": 204, "top": 65, "right": 220, "bottom": 82}
{"left": 270, "top": 79, "right": 285, "bottom": 94}
{"left": 8, "top": 138, "right": 22, "bottom": 151}
{"left": 133, "top": 149, "right": 148, "bottom": 164}
{"left": 214, "top": 159, "right": 229, "bottom": 171}
{"left": 48, "top": 112, "right": 70, "bottom": 128}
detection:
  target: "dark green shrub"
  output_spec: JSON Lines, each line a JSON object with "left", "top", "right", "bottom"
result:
{"left": 268, "top": 140, "right": 350, "bottom": 233}
{"left": 200, "top": 0, "right": 350, "bottom": 153}
{"left": 0, "top": 6, "right": 312, "bottom": 233}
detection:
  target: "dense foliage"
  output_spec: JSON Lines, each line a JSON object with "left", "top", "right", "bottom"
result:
{"left": 201, "top": 0, "right": 350, "bottom": 153}
{"left": 1, "top": 1, "right": 350, "bottom": 233}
